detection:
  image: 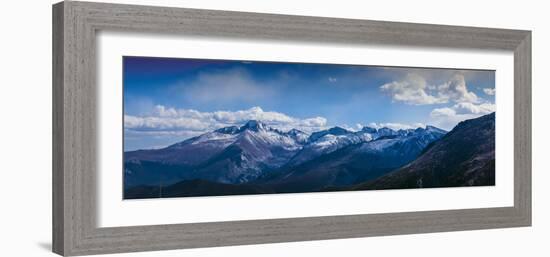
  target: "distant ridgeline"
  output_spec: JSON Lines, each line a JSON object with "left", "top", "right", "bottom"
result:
{"left": 123, "top": 113, "right": 495, "bottom": 199}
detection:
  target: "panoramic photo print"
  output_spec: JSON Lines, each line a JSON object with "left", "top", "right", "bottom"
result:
{"left": 123, "top": 56, "right": 496, "bottom": 199}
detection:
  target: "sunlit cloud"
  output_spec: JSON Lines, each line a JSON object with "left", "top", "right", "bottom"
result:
{"left": 380, "top": 73, "right": 480, "bottom": 105}
{"left": 429, "top": 102, "right": 495, "bottom": 130}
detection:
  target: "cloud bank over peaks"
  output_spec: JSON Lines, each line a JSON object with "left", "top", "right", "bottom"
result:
{"left": 125, "top": 106, "right": 328, "bottom": 137}
{"left": 366, "top": 122, "right": 427, "bottom": 131}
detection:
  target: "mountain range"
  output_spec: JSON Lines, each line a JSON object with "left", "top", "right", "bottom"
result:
{"left": 349, "top": 112, "right": 495, "bottom": 190}
{"left": 124, "top": 113, "right": 495, "bottom": 199}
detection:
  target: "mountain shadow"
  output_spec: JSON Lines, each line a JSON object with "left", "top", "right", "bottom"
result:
{"left": 124, "top": 179, "right": 274, "bottom": 199}
{"left": 349, "top": 112, "right": 495, "bottom": 190}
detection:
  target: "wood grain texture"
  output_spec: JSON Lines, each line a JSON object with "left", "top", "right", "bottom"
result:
{"left": 514, "top": 32, "right": 532, "bottom": 224}
{"left": 52, "top": 1, "right": 532, "bottom": 256}
{"left": 52, "top": 2, "right": 65, "bottom": 255}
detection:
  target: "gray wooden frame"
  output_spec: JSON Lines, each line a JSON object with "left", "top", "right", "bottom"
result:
{"left": 52, "top": 1, "right": 531, "bottom": 256}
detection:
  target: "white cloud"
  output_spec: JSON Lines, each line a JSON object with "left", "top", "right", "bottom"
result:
{"left": 453, "top": 102, "right": 496, "bottom": 114}
{"left": 328, "top": 77, "right": 337, "bottom": 83}
{"left": 181, "top": 68, "right": 275, "bottom": 103}
{"left": 380, "top": 74, "right": 446, "bottom": 105}
{"left": 436, "top": 74, "right": 478, "bottom": 103}
{"left": 366, "top": 122, "right": 426, "bottom": 131}
{"left": 124, "top": 114, "right": 211, "bottom": 132}
{"left": 125, "top": 106, "right": 328, "bottom": 138}
{"left": 380, "top": 73, "right": 480, "bottom": 105}
{"left": 430, "top": 107, "right": 456, "bottom": 118}
{"left": 429, "top": 102, "right": 495, "bottom": 130}
{"left": 124, "top": 129, "right": 204, "bottom": 140}
{"left": 483, "top": 88, "right": 496, "bottom": 95}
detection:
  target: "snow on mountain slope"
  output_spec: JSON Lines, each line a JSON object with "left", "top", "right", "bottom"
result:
{"left": 308, "top": 126, "right": 350, "bottom": 142}
{"left": 266, "top": 126, "right": 447, "bottom": 192}
{"left": 353, "top": 113, "right": 495, "bottom": 190}
{"left": 188, "top": 132, "right": 238, "bottom": 146}
{"left": 125, "top": 120, "right": 310, "bottom": 185}
{"left": 200, "top": 121, "right": 307, "bottom": 183}
{"left": 285, "top": 128, "right": 309, "bottom": 144}
{"left": 124, "top": 119, "right": 447, "bottom": 188}
{"left": 288, "top": 131, "right": 361, "bottom": 166}
{"left": 287, "top": 126, "right": 398, "bottom": 166}
{"left": 125, "top": 131, "right": 239, "bottom": 166}
{"left": 358, "top": 127, "right": 445, "bottom": 153}
{"left": 204, "top": 127, "right": 304, "bottom": 183}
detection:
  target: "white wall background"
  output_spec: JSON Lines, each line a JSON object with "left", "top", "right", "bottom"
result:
{"left": 0, "top": 0, "right": 547, "bottom": 256}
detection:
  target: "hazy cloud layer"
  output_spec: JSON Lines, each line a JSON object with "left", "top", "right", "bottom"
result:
{"left": 180, "top": 68, "right": 275, "bottom": 103}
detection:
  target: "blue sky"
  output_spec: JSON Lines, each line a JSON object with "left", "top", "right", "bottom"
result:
{"left": 123, "top": 56, "right": 495, "bottom": 151}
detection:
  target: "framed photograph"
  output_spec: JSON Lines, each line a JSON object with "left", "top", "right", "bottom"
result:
{"left": 52, "top": 1, "right": 531, "bottom": 256}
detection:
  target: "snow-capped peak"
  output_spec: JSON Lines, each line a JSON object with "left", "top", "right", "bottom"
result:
{"left": 326, "top": 126, "right": 352, "bottom": 135}
{"left": 285, "top": 128, "right": 309, "bottom": 144}
{"left": 309, "top": 126, "right": 352, "bottom": 142}
{"left": 425, "top": 125, "right": 447, "bottom": 134}
{"left": 376, "top": 127, "right": 398, "bottom": 137}
{"left": 361, "top": 126, "right": 378, "bottom": 134}
{"left": 215, "top": 126, "right": 240, "bottom": 134}
{"left": 287, "top": 128, "right": 305, "bottom": 135}
{"left": 240, "top": 120, "right": 267, "bottom": 132}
